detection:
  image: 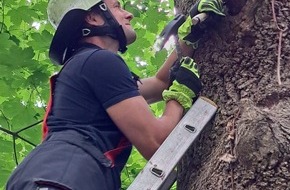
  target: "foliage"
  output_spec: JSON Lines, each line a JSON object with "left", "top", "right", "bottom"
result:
{"left": 0, "top": 0, "right": 175, "bottom": 189}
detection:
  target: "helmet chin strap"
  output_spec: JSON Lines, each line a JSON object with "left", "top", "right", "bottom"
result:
{"left": 82, "top": 2, "right": 128, "bottom": 53}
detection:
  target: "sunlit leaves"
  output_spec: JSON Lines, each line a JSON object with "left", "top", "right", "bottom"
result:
{"left": 0, "top": 1, "right": 53, "bottom": 189}
{"left": 0, "top": 0, "right": 175, "bottom": 189}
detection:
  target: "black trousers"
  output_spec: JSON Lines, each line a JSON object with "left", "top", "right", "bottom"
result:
{"left": 6, "top": 131, "right": 120, "bottom": 190}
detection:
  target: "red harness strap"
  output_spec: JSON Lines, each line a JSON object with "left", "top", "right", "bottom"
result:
{"left": 42, "top": 74, "right": 58, "bottom": 140}
{"left": 104, "top": 137, "right": 131, "bottom": 167}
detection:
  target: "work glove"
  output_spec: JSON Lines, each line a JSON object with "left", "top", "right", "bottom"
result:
{"left": 163, "top": 57, "right": 202, "bottom": 111}
{"left": 178, "top": 0, "right": 225, "bottom": 48}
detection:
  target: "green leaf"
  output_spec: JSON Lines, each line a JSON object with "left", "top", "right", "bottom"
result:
{"left": 0, "top": 80, "right": 12, "bottom": 97}
{"left": 9, "top": 6, "right": 39, "bottom": 26}
{"left": 0, "top": 33, "right": 15, "bottom": 49}
{"left": 0, "top": 65, "right": 10, "bottom": 78}
{"left": 1, "top": 46, "right": 35, "bottom": 68}
{"left": 28, "top": 30, "right": 52, "bottom": 52}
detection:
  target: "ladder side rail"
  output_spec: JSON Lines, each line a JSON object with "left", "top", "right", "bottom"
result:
{"left": 127, "top": 97, "right": 217, "bottom": 190}
{"left": 158, "top": 169, "right": 177, "bottom": 190}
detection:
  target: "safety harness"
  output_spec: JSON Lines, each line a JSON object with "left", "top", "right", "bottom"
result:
{"left": 42, "top": 49, "right": 132, "bottom": 168}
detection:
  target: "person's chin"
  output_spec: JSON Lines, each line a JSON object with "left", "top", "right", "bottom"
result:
{"left": 126, "top": 33, "right": 137, "bottom": 45}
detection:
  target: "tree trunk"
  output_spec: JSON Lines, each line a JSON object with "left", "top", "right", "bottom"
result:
{"left": 174, "top": 0, "right": 290, "bottom": 189}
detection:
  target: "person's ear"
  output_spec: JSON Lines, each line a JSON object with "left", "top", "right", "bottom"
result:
{"left": 85, "top": 12, "right": 104, "bottom": 26}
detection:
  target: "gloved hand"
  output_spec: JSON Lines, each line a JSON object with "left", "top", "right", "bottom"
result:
{"left": 163, "top": 57, "right": 202, "bottom": 111}
{"left": 178, "top": 0, "right": 225, "bottom": 48}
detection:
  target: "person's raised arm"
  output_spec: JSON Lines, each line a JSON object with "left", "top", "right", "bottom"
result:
{"left": 139, "top": 42, "right": 195, "bottom": 104}
{"left": 107, "top": 56, "right": 202, "bottom": 160}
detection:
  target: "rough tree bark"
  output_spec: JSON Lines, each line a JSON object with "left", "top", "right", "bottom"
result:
{"left": 174, "top": 0, "right": 290, "bottom": 189}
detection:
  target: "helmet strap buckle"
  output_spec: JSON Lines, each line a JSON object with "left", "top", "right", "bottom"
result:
{"left": 99, "top": 3, "right": 108, "bottom": 11}
{"left": 82, "top": 28, "right": 91, "bottom": 36}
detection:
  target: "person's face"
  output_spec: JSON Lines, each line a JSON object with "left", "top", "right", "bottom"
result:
{"left": 104, "top": 0, "right": 136, "bottom": 45}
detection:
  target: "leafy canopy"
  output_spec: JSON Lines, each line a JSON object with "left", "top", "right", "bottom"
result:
{"left": 0, "top": 0, "right": 174, "bottom": 189}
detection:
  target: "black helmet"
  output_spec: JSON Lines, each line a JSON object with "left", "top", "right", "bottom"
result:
{"left": 47, "top": 0, "right": 127, "bottom": 65}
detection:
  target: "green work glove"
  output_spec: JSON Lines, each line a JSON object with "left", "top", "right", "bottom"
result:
{"left": 178, "top": 0, "right": 225, "bottom": 48}
{"left": 163, "top": 57, "right": 202, "bottom": 111}
{"left": 196, "top": 0, "right": 225, "bottom": 17}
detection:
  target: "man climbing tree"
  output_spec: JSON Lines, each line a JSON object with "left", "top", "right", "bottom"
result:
{"left": 6, "top": 0, "right": 224, "bottom": 189}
